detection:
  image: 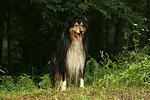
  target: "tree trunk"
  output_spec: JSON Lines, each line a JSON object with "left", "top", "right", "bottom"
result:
{"left": 147, "top": 0, "right": 150, "bottom": 28}
{"left": 106, "top": 19, "right": 109, "bottom": 51}
{"left": 113, "top": 19, "right": 125, "bottom": 55}
{"left": 0, "top": 0, "right": 6, "bottom": 65}
{"left": 6, "top": 9, "right": 11, "bottom": 68}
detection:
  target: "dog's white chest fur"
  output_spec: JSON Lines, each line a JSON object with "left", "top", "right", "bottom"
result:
{"left": 66, "top": 39, "right": 85, "bottom": 80}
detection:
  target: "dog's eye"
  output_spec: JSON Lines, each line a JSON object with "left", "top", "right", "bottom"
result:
{"left": 74, "top": 24, "right": 78, "bottom": 27}
{"left": 81, "top": 24, "right": 84, "bottom": 27}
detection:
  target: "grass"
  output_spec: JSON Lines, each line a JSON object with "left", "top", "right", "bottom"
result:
{"left": 0, "top": 50, "right": 150, "bottom": 99}
{"left": 0, "top": 85, "right": 149, "bottom": 99}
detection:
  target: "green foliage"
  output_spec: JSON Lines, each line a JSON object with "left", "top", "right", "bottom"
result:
{"left": 17, "top": 74, "right": 35, "bottom": 91}
{"left": 39, "top": 74, "right": 51, "bottom": 89}
{"left": 132, "top": 23, "right": 149, "bottom": 50}
{"left": 0, "top": 74, "right": 35, "bottom": 93}
{"left": 0, "top": 66, "right": 5, "bottom": 74}
{"left": 119, "top": 62, "right": 150, "bottom": 87}
{"left": 123, "top": 15, "right": 149, "bottom": 51}
{"left": 85, "top": 50, "right": 150, "bottom": 88}
{"left": 116, "top": 50, "right": 150, "bottom": 87}
{"left": 85, "top": 56, "right": 101, "bottom": 85}
{"left": 0, "top": 76, "right": 16, "bottom": 92}
{"left": 0, "top": 50, "right": 149, "bottom": 99}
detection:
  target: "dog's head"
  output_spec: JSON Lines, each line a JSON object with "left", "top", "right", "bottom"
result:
{"left": 68, "top": 13, "right": 88, "bottom": 42}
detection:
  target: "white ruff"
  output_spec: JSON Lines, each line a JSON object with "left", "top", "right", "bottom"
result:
{"left": 66, "top": 39, "right": 85, "bottom": 81}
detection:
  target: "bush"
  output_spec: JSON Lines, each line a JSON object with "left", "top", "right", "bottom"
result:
{"left": 85, "top": 50, "right": 150, "bottom": 88}
{"left": 116, "top": 50, "right": 150, "bottom": 87}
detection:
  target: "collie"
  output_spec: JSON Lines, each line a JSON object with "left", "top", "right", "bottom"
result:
{"left": 49, "top": 13, "right": 88, "bottom": 90}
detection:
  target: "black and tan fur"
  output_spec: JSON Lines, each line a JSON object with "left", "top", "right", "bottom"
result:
{"left": 49, "top": 13, "right": 88, "bottom": 90}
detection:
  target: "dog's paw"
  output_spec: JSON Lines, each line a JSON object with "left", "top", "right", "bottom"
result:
{"left": 61, "top": 80, "right": 66, "bottom": 91}
{"left": 61, "top": 86, "right": 66, "bottom": 91}
{"left": 80, "top": 78, "right": 84, "bottom": 88}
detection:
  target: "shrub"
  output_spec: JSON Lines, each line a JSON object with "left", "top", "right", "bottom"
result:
{"left": 85, "top": 50, "right": 150, "bottom": 88}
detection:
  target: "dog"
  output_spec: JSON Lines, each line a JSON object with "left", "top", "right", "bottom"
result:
{"left": 49, "top": 13, "right": 88, "bottom": 90}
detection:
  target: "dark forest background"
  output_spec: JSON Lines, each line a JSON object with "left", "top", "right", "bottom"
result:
{"left": 0, "top": 0, "right": 150, "bottom": 76}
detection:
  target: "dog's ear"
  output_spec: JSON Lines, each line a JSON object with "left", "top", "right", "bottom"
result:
{"left": 69, "top": 13, "right": 75, "bottom": 22}
{"left": 82, "top": 13, "right": 88, "bottom": 22}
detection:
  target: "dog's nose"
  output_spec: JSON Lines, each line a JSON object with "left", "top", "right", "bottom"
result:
{"left": 80, "top": 30, "right": 83, "bottom": 34}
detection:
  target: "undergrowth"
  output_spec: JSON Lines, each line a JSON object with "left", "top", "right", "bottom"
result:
{"left": 85, "top": 50, "right": 150, "bottom": 88}
{"left": 0, "top": 74, "right": 36, "bottom": 94}
{"left": 0, "top": 49, "right": 150, "bottom": 99}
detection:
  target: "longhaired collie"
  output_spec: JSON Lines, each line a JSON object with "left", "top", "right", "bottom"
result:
{"left": 49, "top": 13, "right": 88, "bottom": 90}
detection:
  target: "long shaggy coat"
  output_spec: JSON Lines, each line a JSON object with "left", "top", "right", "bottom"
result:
{"left": 49, "top": 13, "right": 88, "bottom": 90}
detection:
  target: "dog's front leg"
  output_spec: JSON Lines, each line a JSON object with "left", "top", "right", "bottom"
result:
{"left": 80, "top": 78, "right": 84, "bottom": 88}
{"left": 61, "top": 72, "right": 66, "bottom": 91}
{"left": 80, "top": 65, "right": 86, "bottom": 88}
